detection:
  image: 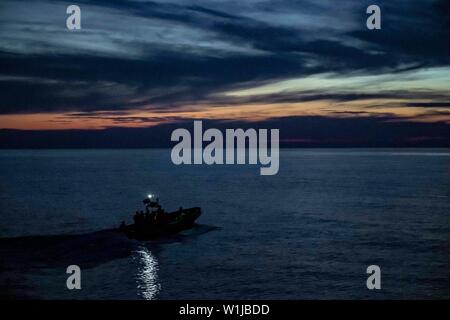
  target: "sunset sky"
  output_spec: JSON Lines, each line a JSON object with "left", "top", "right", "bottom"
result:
{"left": 0, "top": 0, "right": 449, "bottom": 146}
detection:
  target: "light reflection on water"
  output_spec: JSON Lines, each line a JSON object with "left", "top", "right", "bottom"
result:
{"left": 135, "top": 247, "right": 161, "bottom": 300}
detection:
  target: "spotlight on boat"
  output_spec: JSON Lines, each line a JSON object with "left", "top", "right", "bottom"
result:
{"left": 148, "top": 194, "right": 153, "bottom": 199}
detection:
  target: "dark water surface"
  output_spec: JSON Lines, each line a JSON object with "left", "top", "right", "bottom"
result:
{"left": 0, "top": 149, "right": 449, "bottom": 299}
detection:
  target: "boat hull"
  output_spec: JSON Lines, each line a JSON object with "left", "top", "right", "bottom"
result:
{"left": 121, "top": 207, "right": 201, "bottom": 240}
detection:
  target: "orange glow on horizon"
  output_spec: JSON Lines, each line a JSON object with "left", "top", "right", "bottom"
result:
{"left": 0, "top": 100, "right": 449, "bottom": 130}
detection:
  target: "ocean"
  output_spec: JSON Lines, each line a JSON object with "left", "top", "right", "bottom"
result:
{"left": 0, "top": 149, "right": 449, "bottom": 299}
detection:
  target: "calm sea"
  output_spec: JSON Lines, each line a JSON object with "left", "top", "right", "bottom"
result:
{"left": 0, "top": 149, "right": 449, "bottom": 299}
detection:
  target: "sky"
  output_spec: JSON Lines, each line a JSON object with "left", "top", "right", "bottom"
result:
{"left": 0, "top": 0, "right": 449, "bottom": 146}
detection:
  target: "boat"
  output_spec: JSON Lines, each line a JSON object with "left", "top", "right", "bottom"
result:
{"left": 118, "top": 195, "right": 202, "bottom": 240}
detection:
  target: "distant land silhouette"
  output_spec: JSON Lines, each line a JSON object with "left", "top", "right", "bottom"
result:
{"left": 1, "top": 116, "right": 450, "bottom": 148}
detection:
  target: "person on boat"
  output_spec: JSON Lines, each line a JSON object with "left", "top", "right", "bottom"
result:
{"left": 144, "top": 211, "right": 156, "bottom": 228}
{"left": 154, "top": 210, "right": 160, "bottom": 224}
{"left": 133, "top": 211, "right": 140, "bottom": 225}
{"left": 133, "top": 211, "right": 144, "bottom": 227}
{"left": 155, "top": 207, "right": 166, "bottom": 224}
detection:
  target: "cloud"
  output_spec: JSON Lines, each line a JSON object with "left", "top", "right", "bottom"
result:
{"left": 405, "top": 102, "right": 450, "bottom": 108}
{"left": 0, "top": 50, "right": 305, "bottom": 113}
{"left": 0, "top": 0, "right": 449, "bottom": 125}
{"left": 350, "top": 0, "right": 450, "bottom": 66}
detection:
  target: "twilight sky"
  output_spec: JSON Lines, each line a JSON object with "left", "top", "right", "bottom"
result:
{"left": 0, "top": 0, "right": 449, "bottom": 146}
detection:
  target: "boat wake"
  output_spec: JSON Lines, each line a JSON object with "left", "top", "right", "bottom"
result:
{"left": 0, "top": 224, "right": 218, "bottom": 271}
